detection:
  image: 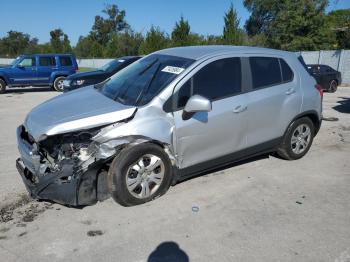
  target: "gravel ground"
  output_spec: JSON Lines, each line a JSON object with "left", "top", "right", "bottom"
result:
{"left": 0, "top": 86, "right": 349, "bottom": 262}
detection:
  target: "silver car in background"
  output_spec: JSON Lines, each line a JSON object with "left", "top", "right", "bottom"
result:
{"left": 16, "top": 46, "right": 323, "bottom": 206}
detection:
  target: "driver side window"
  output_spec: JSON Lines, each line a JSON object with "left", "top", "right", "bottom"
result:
{"left": 19, "top": 57, "right": 35, "bottom": 67}
{"left": 176, "top": 57, "right": 242, "bottom": 109}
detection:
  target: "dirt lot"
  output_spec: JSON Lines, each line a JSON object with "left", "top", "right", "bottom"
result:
{"left": 0, "top": 87, "right": 349, "bottom": 262}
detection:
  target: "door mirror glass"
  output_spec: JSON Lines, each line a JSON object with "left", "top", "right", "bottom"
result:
{"left": 184, "top": 95, "right": 212, "bottom": 113}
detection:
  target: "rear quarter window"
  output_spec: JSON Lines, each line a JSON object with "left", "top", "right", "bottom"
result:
{"left": 279, "top": 59, "right": 294, "bottom": 82}
{"left": 59, "top": 56, "right": 73, "bottom": 66}
{"left": 249, "top": 57, "right": 282, "bottom": 89}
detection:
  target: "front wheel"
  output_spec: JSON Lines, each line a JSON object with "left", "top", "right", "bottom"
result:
{"left": 108, "top": 143, "right": 173, "bottom": 206}
{"left": 277, "top": 117, "right": 315, "bottom": 160}
{"left": 53, "top": 76, "right": 66, "bottom": 92}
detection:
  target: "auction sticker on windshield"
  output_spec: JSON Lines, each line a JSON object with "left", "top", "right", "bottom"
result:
{"left": 161, "top": 66, "right": 185, "bottom": 75}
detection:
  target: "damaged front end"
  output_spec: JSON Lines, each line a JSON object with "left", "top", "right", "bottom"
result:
{"left": 16, "top": 125, "right": 115, "bottom": 206}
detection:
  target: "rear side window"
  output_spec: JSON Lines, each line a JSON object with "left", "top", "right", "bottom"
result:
{"left": 177, "top": 58, "right": 241, "bottom": 108}
{"left": 250, "top": 57, "right": 281, "bottom": 89}
{"left": 39, "top": 57, "right": 56, "bottom": 66}
{"left": 280, "top": 59, "right": 294, "bottom": 82}
{"left": 59, "top": 56, "right": 72, "bottom": 66}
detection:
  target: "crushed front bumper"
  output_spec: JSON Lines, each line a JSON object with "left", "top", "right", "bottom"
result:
{"left": 16, "top": 126, "right": 100, "bottom": 206}
{"left": 16, "top": 158, "right": 99, "bottom": 206}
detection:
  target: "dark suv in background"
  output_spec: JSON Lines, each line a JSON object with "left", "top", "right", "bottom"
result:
{"left": 63, "top": 56, "right": 140, "bottom": 92}
{"left": 0, "top": 54, "right": 78, "bottom": 93}
{"left": 307, "top": 64, "right": 342, "bottom": 93}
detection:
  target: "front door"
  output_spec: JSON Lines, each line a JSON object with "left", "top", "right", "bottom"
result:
{"left": 10, "top": 56, "right": 37, "bottom": 85}
{"left": 173, "top": 57, "right": 248, "bottom": 169}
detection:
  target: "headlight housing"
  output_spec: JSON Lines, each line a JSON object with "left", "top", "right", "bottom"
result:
{"left": 73, "top": 79, "right": 85, "bottom": 86}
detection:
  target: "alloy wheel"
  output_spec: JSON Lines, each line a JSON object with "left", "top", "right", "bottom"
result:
{"left": 291, "top": 124, "right": 311, "bottom": 154}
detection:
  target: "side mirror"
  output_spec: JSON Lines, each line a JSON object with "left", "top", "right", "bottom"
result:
{"left": 184, "top": 95, "right": 212, "bottom": 113}
{"left": 182, "top": 95, "right": 211, "bottom": 120}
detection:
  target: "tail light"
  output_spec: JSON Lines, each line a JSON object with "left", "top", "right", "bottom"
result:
{"left": 315, "top": 84, "right": 323, "bottom": 99}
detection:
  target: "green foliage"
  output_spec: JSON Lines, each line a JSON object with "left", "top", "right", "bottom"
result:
{"left": 244, "top": 0, "right": 336, "bottom": 50}
{"left": 327, "top": 9, "right": 350, "bottom": 49}
{"left": 90, "top": 4, "right": 129, "bottom": 46}
{"left": 0, "top": 2, "right": 348, "bottom": 58}
{"left": 139, "top": 26, "right": 170, "bottom": 55}
{"left": 0, "top": 31, "right": 40, "bottom": 57}
{"left": 222, "top": 4, "right": 243, "bottom": 45}
{"left": 75, "top": 36, "right": 103, "bottom": 58}
{"left": 104, "top": 31, "right": 143, "bottom": 57}
{"left": 49, "top": 28, "right": 72, "bottom": 53}
{"left": 171, "top": 16, "right": 191, "bottom": 46}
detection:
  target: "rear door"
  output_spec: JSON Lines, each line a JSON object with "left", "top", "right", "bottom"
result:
{"left": 10, "top": 56, "right": 37, "bottom": 85}
{"left": 245, "top": 56, "right": 301, "bottom": 147}
{"left": 173, "top": 56, "right": 249, "bottom": 169}
{"left": 58, "top": 56, "right": 75, "bottom": 74}
{"left": 36, "top": 56, "right": 57, "bottom": 85}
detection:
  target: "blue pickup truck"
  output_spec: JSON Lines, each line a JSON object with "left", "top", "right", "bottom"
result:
{"left": 0, "top": 54, "right": 78, "bottom": 93}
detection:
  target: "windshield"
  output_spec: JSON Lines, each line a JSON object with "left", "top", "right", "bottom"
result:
{"left": 99, "top": 59, "right": 125, "bottom": 72}
{"left": 11, "top": 56, "right": 22, "bottom": 66}
{"left": 100, "top": 54, "right": 194, "bottom": 106}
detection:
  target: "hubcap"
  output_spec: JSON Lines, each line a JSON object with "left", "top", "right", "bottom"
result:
{"left": 291, "top": 124, "right": 311, "bottom": 154}
{"left": 126, "top": 154, "right": 165, "bottom": 199}
{"left": 57, "top": 79, "right": 64, "bottom": 90}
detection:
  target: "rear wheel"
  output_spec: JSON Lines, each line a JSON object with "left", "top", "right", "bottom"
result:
{"left": 0, "top": 79, "right": 6, "bottom": 94}
{"left": 53, "top": 76, "right": 66, "bottom": 92}
{"left": 328, "top": 80, "right": 338, "bottom": 93}
{"left": 108, "top": 143, "right": 173, "bottom": 206}
{"left": 277, "top": 117, "right": 315, "bottom": 160}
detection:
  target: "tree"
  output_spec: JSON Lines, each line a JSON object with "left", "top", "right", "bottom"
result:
{"left": 74, "top": 36, "right": 103, "bottom": 58}
{"left": 0, "top": 31, "right": 40, "bottom": 57}
{"left": 49, "top": 29, "right": 72, "bottom": 53}
{"left": 104, "top": 30, "right": 144, "bottom": 57}
{"left": 171, "top": 16, "right": 191, "bottom": 46}
{"left": 222, "top": 4, "right": 242, "bottom": 45}
{"left": 327, "top": 9, "right": 350, "bottom": 49}
{"left": 139, "top": 26, "right": 170, "bottom": 54}
{"left": 90, "top": 4, "right": 129, "bottom": 46}
{"left": 244, "top": 0, "right": 335, "bottom": 50}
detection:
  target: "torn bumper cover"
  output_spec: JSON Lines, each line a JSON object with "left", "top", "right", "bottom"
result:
{"left": 15, "top": 125, "right": 109, "bottom": 206}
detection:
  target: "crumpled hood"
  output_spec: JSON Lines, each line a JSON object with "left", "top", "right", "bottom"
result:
{"left": 24, "top": 86, "right": 136, "bottom": 141}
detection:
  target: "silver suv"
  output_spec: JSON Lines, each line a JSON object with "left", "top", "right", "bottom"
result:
{"left": 16, "top": 46, "right": 323, "bottom": 206}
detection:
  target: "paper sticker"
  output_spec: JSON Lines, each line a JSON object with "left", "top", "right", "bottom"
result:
{"left": 161, "top": 66, "right": 185, "bottom": 75}
{"left": 118, "top": 59, "right": 125, "bottom": 62}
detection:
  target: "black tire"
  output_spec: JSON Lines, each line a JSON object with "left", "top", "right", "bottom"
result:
{"left": 0, "top": 79, "right": 6, "bottom": 94}
{"left": 108, "top": 143, "right": 173, "bottom": 206}
{"left": 53, "top": 76, "right": 66, "bottom": 92}
{"left": 328, "top": 80, "right": 338, "bottom": 93}
{"left": 277, "top": 117, "right": 315, "bottom": 160}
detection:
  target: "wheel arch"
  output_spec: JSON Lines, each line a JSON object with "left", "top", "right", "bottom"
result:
{"left": 290, "top": 110, "right": 321, "bottom": 135}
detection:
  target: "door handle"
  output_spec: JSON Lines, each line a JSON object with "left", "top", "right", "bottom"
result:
{"left": 286, "top": 87, "right": 296, "bottom": 95}
{"left": 233, "top": 105, "right": 248, "bottom": 113}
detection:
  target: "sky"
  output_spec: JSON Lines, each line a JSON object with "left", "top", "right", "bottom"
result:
{"left": 0, "top": 0, "right": 349, "bottom": 46}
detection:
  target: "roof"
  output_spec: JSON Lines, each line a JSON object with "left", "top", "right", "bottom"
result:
{"left": 155, "top": 45, "right": 294, "bottom": 60}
